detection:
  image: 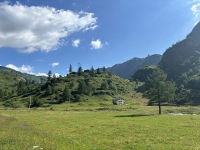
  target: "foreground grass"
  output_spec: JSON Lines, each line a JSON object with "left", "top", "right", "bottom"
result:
{"left": 1, "top": 106, "right": 200, "bottom": 150}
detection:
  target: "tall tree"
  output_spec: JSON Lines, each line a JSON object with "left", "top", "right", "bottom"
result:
{"left": 90, "top": 66, "right": 95, "bottom": 77}
{"left": 77, "top": 80, "right": 87, "bottom": 94}
{"left": 97, "top": 68, "right": 101, "bottom": 74}
{"left": 102, "top": 66, "right": 106, "bottom": 72}
{"left": 61, "top": 86, "right": 71, "bottom": 102}
{"left": 78, "top": 66, "right": 83, "bottom": 76}
{"left": 17, "top": 81, "right": 26, "bottom": 95}
{"left": 0, "top": 89, "right": 4, "bottom": 100}
{"left": 46, "top": 85, "right": 52, "bottom": 100}
{"left": 47, "top": 70, "right": 52, "bottom": 83}
{"left": 145, "top": 69, "right": 176, "bottom": 114}
{"left": 69, "top": 64, "right": 72, "bottom": 74}
{"left": 51, "top": 74, "right": 57, "bottom": 86}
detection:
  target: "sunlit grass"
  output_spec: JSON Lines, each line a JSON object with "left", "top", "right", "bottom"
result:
{"left": 1, "top": 105, "right": 200, "bottom": 149}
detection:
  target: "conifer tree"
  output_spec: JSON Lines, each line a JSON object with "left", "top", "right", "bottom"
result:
{"left": 102, "top": 66, "right": 106, "bottom": 72}
{"left": 47, "top": 70, "right": 52, "bottom": 83}
{"left": 145, "top": 69, "right": 176, "bottom": 114}
{"left": 90, "top": 66, "right": 95, "bottom": 76}
{"left": 78, "top": 66, "right": 83, "bottom": 76}
{"left": 62, "top": 86, "right": 71, "bottom": 102}
{"left": 97, "top": 68, "right": 101, "bottom": 74}
{"left": 46, "top": 85, "right": 52, "bottom": 100}
{"left": 69, "top": 64, "right": 72, "bottom": 73}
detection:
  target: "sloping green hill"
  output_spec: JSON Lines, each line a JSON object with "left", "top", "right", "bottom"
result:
{"left": 0, "top": 66, "right": 46, "bottom": 84}
{"left": 0, "top": 70, "right": 137, "bottom": 108}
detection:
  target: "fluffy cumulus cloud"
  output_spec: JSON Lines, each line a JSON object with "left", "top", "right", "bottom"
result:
{"left": 54, "top": 73, "right": 60, "bottom": 77}
{"left": 90, "top": 39, "right": 103, "bottom": 49}
{"left": 190, "top": 0, "right": 200, "bottom": 18}
{"left": 191, "top": 3, "right": 200, "bottom": 17}
{"left": 72, "top": 39, "right": 80, "bottom": 47}
{"left": 0, "top": 2, "right": 97, "bottom": 53}
{"left": 52, "top": 62, "right": 59, "bottom": 67}
{"left": 36, "top": 72, "right": 48, "bottom": 76}
{"left": 6, "top": 64, "right": 34, "bottom": 74}
{"left": 6, "top": 64, "right": 47, "bottom": 76}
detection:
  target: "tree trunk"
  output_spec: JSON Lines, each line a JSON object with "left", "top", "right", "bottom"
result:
{"left": 158, "top": 99, "right": 161, "bottom": 114}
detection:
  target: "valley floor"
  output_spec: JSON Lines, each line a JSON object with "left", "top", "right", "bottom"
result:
{"left": 1, "top": 105, "right": 200, "bottom": 150}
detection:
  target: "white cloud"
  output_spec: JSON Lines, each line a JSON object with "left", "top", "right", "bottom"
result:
{"left": 6, "top": 64, "right": 34, "bottom": 74}
{"left": 84, "top": 25, "right": 98, "bottom": 31}
{"left": 54, "top": 73, "right": 60, "bottom": 77}
{"left": 36, "top": 72, "right": 48, "bottom": 76}
{"left": 0, "top": 2, "right": 97, "bottom": 53}
{"left": 6, "top": 64, "right": 48, "bottom": 76}
{"left": 189, "top": 0, "right": 200, "bottom": 18}
{"left": 52, "top": 62, "right": 59, "bottom": 67}
{"left": 191, "top": 3, "right": 200, "bottom": 17}
{"left": 72, "top": 39, "right": 80, "bottom": 47}
{"left": 90, "top": 39, "right": 103, "bottom": 49}
{"left": 188, "top": 0, "right": 199, "bottom": 3}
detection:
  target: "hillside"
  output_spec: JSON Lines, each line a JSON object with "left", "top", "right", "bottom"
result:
{"left": 131, "top": 65, "right": 158, "bottom": 82}
{"left": 0, "top": 66, "right": 46, "bottom": 84}
{"left": 106, "top": 54, "right": 162, "bottom": 79}
{"left": 0, "top": 70, "right": 137, "bottom": 108}
{"left": 159, "top": 22, "right": 200, "bottom": 80}
{"left": 155, "top": 22, "right": 200, "bottom": 105}
{"left": 159, "top": 22, "right": 200, "bottom": 84}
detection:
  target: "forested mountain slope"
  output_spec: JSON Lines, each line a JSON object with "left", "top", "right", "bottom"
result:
{"left": 157, "top": 22, "right": 200, "bottom": 105}
{"left": 159, "top": 22, "right": 200, "bottom": 82}
{"left": 106, "top": 54, "right": 162, "bottom": 79}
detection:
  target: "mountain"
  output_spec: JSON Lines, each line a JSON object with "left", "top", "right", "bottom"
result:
{"left": 159, "top": 21, "right": 200, "bottom": 81}
{"left": 131, "top": 65, "right": 158, "bottom": 82}
{"left": 156, "top": 21, "right": 200, "bottom": 105}
{"left": 0, "top": 66, "right": 47, "bottom": 84}
{"left": 106, "top": 54, "right": 162, "bottom": 79}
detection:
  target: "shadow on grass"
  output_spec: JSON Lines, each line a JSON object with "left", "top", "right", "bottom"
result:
{"left": 114, "top": 114, "right": 154, "bottom": 118}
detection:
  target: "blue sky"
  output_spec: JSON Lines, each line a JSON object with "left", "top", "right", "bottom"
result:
{"left": 0, "top": 0, "right": 199, "bottom": 76}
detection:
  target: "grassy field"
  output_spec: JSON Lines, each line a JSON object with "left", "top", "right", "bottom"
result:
{"left": 1, "top": 104, "right": 200, "bottom": 150}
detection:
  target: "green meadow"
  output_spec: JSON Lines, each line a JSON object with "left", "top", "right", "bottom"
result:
{"left": 1, "top": 103, "right": 200, "bottom": 150}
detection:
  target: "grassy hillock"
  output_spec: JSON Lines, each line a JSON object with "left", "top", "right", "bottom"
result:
{"left": 0, "top": 70, "right": 137, "bottom": 109}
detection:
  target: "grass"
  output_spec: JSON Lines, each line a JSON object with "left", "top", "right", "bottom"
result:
{"left": 1, "top": 105, "right": 200, "bottom": 150}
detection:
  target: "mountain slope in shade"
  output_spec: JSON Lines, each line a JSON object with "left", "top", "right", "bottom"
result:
{"left": 106, "top": 54, "right": 162, "bottom": 79}
{"left": 159, "top": 21, "right": 200, "bottom": 80}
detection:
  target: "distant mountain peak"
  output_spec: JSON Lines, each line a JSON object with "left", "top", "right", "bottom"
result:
{"left": 186, "top": 20, "right": 200, "bottom": 40}
{"left": 107, "top": 54, "right": 162, "bottom": 79}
